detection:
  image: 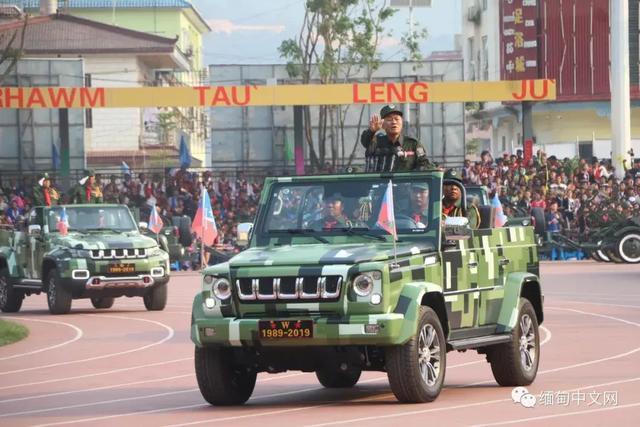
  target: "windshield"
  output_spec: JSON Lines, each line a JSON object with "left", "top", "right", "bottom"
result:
{"left": 46, "top": 206, "right": 137, "bottom": 233}
{"left": 260, "top": 177, "right": 437, "bottom": 239}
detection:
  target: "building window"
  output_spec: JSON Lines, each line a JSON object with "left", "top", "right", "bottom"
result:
{"left": 84, "top": 73, "right": 93, "bottom": 129}
{"left": 502, "top": 136, "right": 506, "bottom": 153}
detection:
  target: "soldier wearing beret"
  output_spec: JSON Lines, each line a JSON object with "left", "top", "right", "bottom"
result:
{"left": 32, "top": 173, "right": 60, "bottom": 207}
{"left": 70, "top": 170, "right": 103, "bottom": 204}
{"left": 442, "top": 169, "right": 480, "bottom": 229}
{"left": 361, "top": 104, "right": 431, "bottom": 172}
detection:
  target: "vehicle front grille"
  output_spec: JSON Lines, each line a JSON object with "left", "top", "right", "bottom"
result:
{"left": 90, "top": 248, "right": 146, "bottom": 260}
{"left": 236, "top": 275, "right": 342, "bottom": 301}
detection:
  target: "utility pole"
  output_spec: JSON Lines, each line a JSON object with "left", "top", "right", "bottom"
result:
{"left": 611, "top": 0, "right": 631, "bottom": 178}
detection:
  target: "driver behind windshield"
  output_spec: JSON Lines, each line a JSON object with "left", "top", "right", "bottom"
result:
{"left": 311, "top": 194, "right": 352, "bottom": 230}
{"left": 442, "top": 170, "right": 480, "bottom": 229}
{"left": 398, "top": 183, "right": 430, "bottom": 228}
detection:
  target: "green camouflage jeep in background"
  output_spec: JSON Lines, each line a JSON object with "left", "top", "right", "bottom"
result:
{"left": 0, "top": 204, "right": 170, "bottom": 314}
{"left": 191, "top": 171, "right": 543, "bottom": 405}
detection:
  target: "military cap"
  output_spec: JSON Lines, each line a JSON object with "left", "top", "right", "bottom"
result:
{"left": 410, "top": 182, "right": 430, "bottom": 191}
{"left": 443, "top": 169, "right": 463, "bottom": 183}
{"left": 380, "top": 104, "right": 403, "bottom": 118}
{"left": 324, "top": 193, "right": 344, "bottom": 202}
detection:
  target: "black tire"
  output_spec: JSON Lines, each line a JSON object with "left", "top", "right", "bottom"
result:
{"left": 0, "top": 267, "right": 23, "bottom": 313}
{"left": 143, "top": 283, "right": 167, "bottom": 311}
{"left": 178, "top": 216, "right": 193, "bottom": 247}
{"left": 603, "top": 247, "right": 625, "bottom": 264}
{"left": 91, "top": 297, "right": 114, "bottom": 309}
{"left": 46, "top": 268, "right": 72, "bottom": 315}
{"left": 194, "top": 346, "right": 256, "bottom": 406}
{"left": 590, "top": 251, "right": 604, "bottom": 262}
{"left": 315, "top": 365, "right": 362, "bottom": 388}
{"left": 617, "top": 233, "right": 640, "bottom": 264}
{"left": 531, "top": 208, "right": 546, "bottom": 235}
{"left": 386, "top": 306, "right": 446, "bottom": 403}
{"left": 487, "top": 298, "right": 540, "bottom": 386}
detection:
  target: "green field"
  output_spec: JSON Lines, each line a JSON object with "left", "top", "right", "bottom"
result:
{"left": 0, "top": 319, "right": 29, "bottom": 346}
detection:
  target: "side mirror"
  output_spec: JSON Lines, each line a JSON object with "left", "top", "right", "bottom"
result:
{"left": 138, "top": 221, "right": 148, "bottom": 230}
{"left": 443, "top": 216, "right": 471, "bottom": 241}
{"left": 237, "top": 222, "right": 253, "bottom": 247}
{"left": 28, "top": 224, "right": 42, "bottom": 237}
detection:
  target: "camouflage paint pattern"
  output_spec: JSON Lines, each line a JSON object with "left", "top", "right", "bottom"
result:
{"left": 191, "top": 172, "right": 542, "bottom": 348}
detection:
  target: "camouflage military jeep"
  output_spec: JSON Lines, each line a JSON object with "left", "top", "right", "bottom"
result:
{"left": 191, "top": 171, "right": 543, "bottom": 405}
{"left": 0, "top": 204, "right": 170, "bottom": 314}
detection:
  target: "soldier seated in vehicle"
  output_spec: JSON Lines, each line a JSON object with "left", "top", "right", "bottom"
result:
{"left": 311, "top": 194, "right": 353, "bottom": 230}
{"left": 397, "top": 183, "right": 430, "bottom": 229}
{"left": 442, "top": 170, "right": 480, "bottom": 230}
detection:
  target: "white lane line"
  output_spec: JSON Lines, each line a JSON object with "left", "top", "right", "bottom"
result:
{"left": 0, "top": 314, "right": 174, "bottom": 376}
{"left": 20, "top": 326, "right": 554, "bottom": 426}
{"left": 472, "top": 402, "right": 640, "bottom": 426}
{"left": 561, "top": 300, "right": 640, "bottom": 309}
{"left": 0, "top": 317, "right": 83, "bottom": 361}
{"left": 0, "top": 372, "right": 306, "bottom": 417}
{"left": 0, "top": 357, "right": 192, "bottom": 391}
{"left": 305, "top": 377, "right": 640, "bottom": 427}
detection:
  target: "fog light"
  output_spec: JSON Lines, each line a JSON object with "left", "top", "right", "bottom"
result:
{"left": 364, "top": 324, "right": 380, "bottom": 334}
{"left": 151, "top": 267, "right": 164, "bottom": 277}
{"left": 205, "top": 297, "right": 216, "bottom": 308}
{"left": 370, "top": 293, "right": 382, "bottom": 305}
{"left": 204, "top": 327, "right": 216, "bottom": 337}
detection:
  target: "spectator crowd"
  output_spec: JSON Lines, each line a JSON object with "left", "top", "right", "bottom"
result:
{"left": 2, "top": 148, "right": 640, "bottom": 252}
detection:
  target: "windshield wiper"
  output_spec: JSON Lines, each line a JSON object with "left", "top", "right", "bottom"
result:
{"left": 331, "top": 227, "right": 387, "bottom": 241}
{"left": 275, "top": 228, "right": 330, "bottom": 244}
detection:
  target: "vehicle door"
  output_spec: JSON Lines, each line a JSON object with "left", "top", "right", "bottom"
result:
{"left": 26, "top": 208, "right": 46, "bottom": 279}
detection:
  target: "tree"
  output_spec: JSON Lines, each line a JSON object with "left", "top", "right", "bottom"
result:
{"left": 0, "top": 14, "right": 28, "bottom": 85}
{"left": 279, "top": 0, "right": 396, "bottom": 171}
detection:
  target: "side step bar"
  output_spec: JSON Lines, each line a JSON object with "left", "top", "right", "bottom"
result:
{"left": 14, "top": 279, "right": 43, "bottom": 291}
{"left": 448, "top": 334, "right": 512, "bottom": 351}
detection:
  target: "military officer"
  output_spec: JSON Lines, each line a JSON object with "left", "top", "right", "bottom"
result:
{"left": 360, "top": 104, "right": 431, "bottom": 172}
{"left": 70, "top": 170, "right": 103, "bottom": 204}
{"left": 442, "top": 169, "right": 480, "bottom": 229}
{"left": 397, "top": 182, "right": 430, "bottom": 228}
{"left": 312, "top": 194, "right": 352, "bottom": 230}
{"left": 32, "top": 173, "right": 60, "bottom": 207}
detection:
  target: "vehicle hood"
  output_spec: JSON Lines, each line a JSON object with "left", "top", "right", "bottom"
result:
{"left": 228, "top": 241, "right": 435, "bottom": 268}
{"left": 51, "top": 231, "right": 158, "bottom": 250}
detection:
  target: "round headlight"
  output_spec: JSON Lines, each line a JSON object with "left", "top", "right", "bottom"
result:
{"left": 353, "top": 274, "right": 374, "bottom": 297}
{"left": 203, "top": 275, "right": 214, "bottom": 285}
{"left": 212, "top": 278, "right": 232, "bottom": 300}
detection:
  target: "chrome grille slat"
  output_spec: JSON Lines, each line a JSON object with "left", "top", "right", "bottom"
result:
{"left": 235, "top": 275, "right": 342, "bottom": 301}
{"left": 90, "top": 248, "right": 147, "bottom": 260}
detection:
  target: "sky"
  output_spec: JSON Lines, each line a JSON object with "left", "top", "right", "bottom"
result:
{"left": 191, "top": 0, "right": 462, "bottom": 65}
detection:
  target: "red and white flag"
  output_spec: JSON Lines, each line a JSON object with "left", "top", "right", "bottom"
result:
{"left": 192, "top": 186, "right": 218, "bottom": 246}
{"left": 148, "top": 202, "right": 163, "bottom": 234}
{"left": 376, "top": 180, "right": 397, "bottom": 241}
{"left": 56, "top": 207, "right": 69, "bottom": 236}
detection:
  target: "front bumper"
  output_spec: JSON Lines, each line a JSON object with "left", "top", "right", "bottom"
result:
{"left": 191, "top": 296, "right": 408, "bottom": 347}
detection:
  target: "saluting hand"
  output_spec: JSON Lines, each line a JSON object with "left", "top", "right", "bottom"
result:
{"left": 369, "top": 114, "right": 383, "bottom": 133}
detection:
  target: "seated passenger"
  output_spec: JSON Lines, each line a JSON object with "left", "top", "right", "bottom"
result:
{"left": 398, "top": 183, "right": 430, "bottom": 228}
{"left": 311, "top": 194, "right": 352, "bottom": 230}
{"left": 442, "top": 170, "right": 480, "bottom": 229}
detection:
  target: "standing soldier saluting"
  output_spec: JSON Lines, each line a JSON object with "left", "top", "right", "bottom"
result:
{"left": 32, "top": 173, "right": 60, "bottom": 206}
{"left": 70, "top": 170, "right": 103, "bottom": 204}
{"left": 360, "top": 104, "right": 431, "bottom": 172}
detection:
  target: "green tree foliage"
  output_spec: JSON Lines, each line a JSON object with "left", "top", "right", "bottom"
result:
{"left": 279, "top": 0, "right": 399, "bottom": 170}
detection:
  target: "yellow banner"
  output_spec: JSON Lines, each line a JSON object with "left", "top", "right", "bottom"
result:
{"left": 0, "top": 79, "right": 555, "bottom": 109}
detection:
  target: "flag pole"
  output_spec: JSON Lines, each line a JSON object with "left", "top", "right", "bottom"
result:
{"left": 200, "top": 185, "right": 205, "bottom": 270}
